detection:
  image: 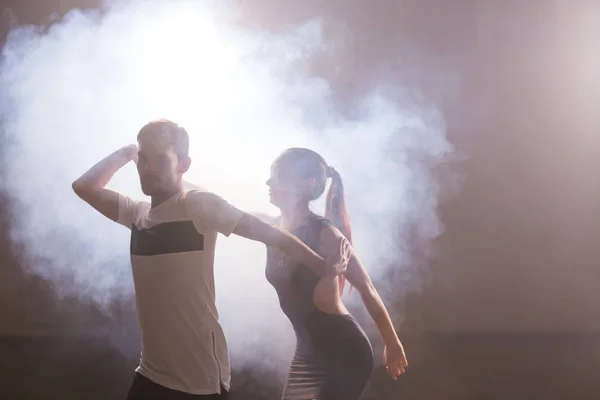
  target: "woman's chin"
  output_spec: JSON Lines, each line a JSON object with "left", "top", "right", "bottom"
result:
{"left": 268, "top": 195, "right": 278, "bottom": 207}
{"left": 269, "top": 194, "right": 284, "bottom": 208}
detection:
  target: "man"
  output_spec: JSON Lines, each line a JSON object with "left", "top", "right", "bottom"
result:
{"left": 72, "top": 119, "right": 349, "bottom": 399}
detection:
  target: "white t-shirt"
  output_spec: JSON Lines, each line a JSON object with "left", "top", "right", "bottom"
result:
{"left": 116, "top": 188, "right": 244, "bottom": 395}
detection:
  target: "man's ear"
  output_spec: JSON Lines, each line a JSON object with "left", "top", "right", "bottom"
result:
{"left": 179, "top": 156, "right": 192, "bottom": 173}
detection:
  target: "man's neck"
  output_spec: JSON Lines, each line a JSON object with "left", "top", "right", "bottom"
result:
{"left": 151, "top": 187, "right": 183, "bottom": 209}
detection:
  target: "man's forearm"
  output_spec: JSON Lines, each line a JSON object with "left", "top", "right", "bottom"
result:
{"left": 270, "top": 227, "right": 331, "bottom": 277}
{"left": 231, "top": 214, "right": 334, "bottom": 276}
{"left": 73, "top": 146, "right": 135, "bottom": 191}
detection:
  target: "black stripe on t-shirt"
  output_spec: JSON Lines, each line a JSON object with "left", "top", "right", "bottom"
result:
{"left": 130, "top": 220, "right": 204, "bottom": 256}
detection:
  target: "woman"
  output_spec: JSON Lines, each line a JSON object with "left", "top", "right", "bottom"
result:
{"left": 262, "top": 148, "right": 408, "bottom": 400}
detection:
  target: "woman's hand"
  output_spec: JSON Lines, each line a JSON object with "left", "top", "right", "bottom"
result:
{"left": 324, "top": 236, "right": 352, "bottom": 276}
{"left": 383, "top": 340, "right": 408, "bottom": 380}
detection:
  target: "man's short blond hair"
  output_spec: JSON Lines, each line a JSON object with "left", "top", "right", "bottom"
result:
{"left": 137, "top": 119, "right": 189, "bottom": 159}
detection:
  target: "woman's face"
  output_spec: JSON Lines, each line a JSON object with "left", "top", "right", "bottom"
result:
{"left": 267, "top": 162, "right": 307, "bottom": 208}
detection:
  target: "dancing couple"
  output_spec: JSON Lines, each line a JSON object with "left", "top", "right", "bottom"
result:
{"left": 72, "top": 119, "right": 408, "bottom": 400}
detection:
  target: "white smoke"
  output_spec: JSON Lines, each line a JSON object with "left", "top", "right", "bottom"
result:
{"left": 0, "top": 0, "right": 452, "bottom": 370}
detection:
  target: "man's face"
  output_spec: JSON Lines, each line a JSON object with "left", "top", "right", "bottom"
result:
{"left": 136, "top": 138, "right": 181, "bottom": 196}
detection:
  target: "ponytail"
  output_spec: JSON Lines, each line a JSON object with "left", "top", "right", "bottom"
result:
{"left": 325, "top": 167, "right": 352, "bottom": 295}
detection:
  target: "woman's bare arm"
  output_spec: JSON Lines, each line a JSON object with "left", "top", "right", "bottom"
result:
{"left": 343, "top": 249, "right": 408, "bottom": 379}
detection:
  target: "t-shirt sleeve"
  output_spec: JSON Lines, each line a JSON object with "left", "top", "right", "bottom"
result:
{"left": 184, "top": 190, "right": 245, "bottom": 237}
{"left": 116, "top": 194, "right": 146, "bottom": 229}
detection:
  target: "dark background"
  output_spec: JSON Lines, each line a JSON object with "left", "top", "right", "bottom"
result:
{"left": 1, "top": 0, "right": 599, "bottom": 399}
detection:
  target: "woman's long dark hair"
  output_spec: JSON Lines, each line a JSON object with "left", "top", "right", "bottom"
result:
{"left": 325, "top": 168, "right": 352, "bottom": 244}
{"left": 324, "top": 167, "right": 352, "bottom": 294}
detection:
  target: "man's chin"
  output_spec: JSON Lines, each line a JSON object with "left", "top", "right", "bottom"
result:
{"left": 140, "top": 184, "right": 153, "bottom": 196}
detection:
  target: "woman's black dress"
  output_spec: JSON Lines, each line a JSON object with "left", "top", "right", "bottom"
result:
{"left": 266, "top": 214, "right": 374, "bottom": 400}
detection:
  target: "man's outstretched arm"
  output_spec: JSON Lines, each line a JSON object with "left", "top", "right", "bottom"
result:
{"left": 232, "top": 213, "right": 348, "bottom": 278}
{"left": 185, "top": 190, "right": 349, "bottom": 277}
{"left": 72, "top": 145, "right": 137, "bottom": 222}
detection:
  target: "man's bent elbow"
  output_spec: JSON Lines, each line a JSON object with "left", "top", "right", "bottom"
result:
{"left": 72, "top": 179, "right": 98, "bottom": 201}
{"left": 72, "top": 180, "right": 86, "bottom": 197}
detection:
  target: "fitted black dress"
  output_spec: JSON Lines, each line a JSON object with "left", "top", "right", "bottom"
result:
{"left": 266, "top": 213, "right": 374, "bottom": 400}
